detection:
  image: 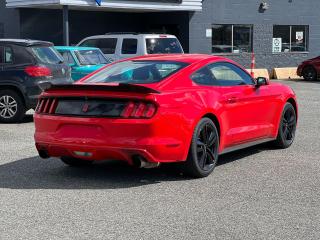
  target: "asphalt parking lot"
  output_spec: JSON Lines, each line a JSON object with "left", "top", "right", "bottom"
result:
{"left": 0, "top": 80, "right": 319, "bottom": 240}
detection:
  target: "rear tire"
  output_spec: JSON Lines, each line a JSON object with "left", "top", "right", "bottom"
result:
{"left": 0, "top": 89, "right": 26, "bottom": 123}
{"left": 273, "top": 102, "right": 297, "bottom": 149}
{"left": 302, "top": 66, "right": 317, "bottom": 81}
{"left": 182, "top": 118, "right": 219, "bottom": 178}
{"left": 60, "top": 156, "right": 94, "bottom": 167}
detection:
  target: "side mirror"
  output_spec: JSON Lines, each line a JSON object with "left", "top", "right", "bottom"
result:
{"left": 255, "top": 77, "right": 268, "bottom": 87}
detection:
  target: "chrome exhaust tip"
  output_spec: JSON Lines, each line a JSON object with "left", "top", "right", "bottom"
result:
{"left": 132, "top": 155, "right": 160, "bottom": 169}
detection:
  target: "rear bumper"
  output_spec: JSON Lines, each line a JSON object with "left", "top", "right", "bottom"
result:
{"left": 34, "top": 114, "right": 188, "bottom": 164}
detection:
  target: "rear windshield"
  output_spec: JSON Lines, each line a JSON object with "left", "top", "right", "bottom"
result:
{"left": 146, "top": 38, "right": 183, "bottom": 54}
{"left": 31, "top": 46, "right": 63, "bottom": 64}
{"left": 75, "top": 49, "right": 110, "bottom": 65}
{"left": 84, "top": 60, "right": 188, "bottom": 84}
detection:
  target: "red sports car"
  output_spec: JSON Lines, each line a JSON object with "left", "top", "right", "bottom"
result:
{"left": 34, "top": 54, "right": 298, "bottom": 178}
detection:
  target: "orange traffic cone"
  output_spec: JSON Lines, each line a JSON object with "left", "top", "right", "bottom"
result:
{"left": 250, "top": 52, "right": 255, "bottom": 78}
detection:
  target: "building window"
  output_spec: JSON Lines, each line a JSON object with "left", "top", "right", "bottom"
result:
{"left": 273, "top": 25, "right": 309, "bottom": 53}
{"left": 212, "top": 24, "right": 253, "bottom": 54}
{"left": 0, "top": 23, "right": 4, "bottom": 38}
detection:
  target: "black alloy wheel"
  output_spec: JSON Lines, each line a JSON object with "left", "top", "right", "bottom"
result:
{"left": 274, "top": 102, "right": 297, "bottom": 148}
{"left": 183, "top": 118, "right": 219, "bottom": 178}
{"left": 303, "top": 66, "right": 317, "bottom": 81}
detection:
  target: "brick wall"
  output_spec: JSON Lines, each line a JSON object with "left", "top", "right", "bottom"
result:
{"left": 189, "top": 0, "right": 320, "bottom": 71}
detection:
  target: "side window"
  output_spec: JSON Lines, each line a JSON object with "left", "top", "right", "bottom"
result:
{"left": 99, "top": 38, "right": 117, "bottom": 54}
{"left": 4, "top": 47, "right": 13, "bottom": 63}
{"left": 61, "top": 51, "right": 76, "bottom": 65}
{"left": 208, "top": 62, "right": 254, "bottom": 86}
{"left": 121, "top": 38, "right": 138, "bottom": 54}
{"left": 79, "top": 39, "right": 99, "bottom": 48}
{"left": 190, "top": 67, "right": 214, "bottom": 85}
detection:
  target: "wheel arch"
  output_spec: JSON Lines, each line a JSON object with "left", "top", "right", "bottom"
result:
{"left": 286, "top": 97, "right": 298, "bottom": 120}
{"left": 201, "top": 113, "right": 221, "bottom": 138}
{"left": 302, "top": 64, "right": 317, "bottom": 76}
{"left": 182, "top": 111, "right": 223, "bottom": 161}
{"left": 273, "top": 97, "right": 298, "bottom": 137}
{"left": 0, "top": 84, "right": 27, "bottom": 107}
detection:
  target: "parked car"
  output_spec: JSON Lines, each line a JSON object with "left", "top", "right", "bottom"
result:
{"left": 0, "top": 39, "right": 71, "bottom": 123}
{"left": 77, "top": 33, "right": 184, "bottom": 61}
{"left": 55, "top": 46, "right": 111, "bottom": 81}
{"left": 34, "top": 54, "right": 298, "bottom": 178}
{"left": 297, "top": 56, "right": 320, "bottom": 80}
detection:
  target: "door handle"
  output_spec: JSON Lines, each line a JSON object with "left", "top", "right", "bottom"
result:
{"left": 227, "top": 97, "right": 238, "bottom": 104}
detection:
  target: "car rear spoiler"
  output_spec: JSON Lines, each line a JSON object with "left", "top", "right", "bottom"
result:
{"left": 38, "top": 81, "right": 160, "bottom": 94}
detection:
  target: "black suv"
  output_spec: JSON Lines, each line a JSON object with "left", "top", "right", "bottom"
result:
{"left": 0, "top": 39, "right": 71, "bottom": 123}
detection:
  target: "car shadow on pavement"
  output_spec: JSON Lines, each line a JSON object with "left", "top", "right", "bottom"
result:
{"left": 21, "top": 114, "right": 34, "bottom": 123}
{"left": 0, "top": 144, "right": 272, "bottom": 190}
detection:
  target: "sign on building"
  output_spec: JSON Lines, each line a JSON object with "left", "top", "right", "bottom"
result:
{"left": 272, "top": 38, "right": 282, "bottom": 53}
{"left": 296, "top": 31, "right": 304, "bottom": 43}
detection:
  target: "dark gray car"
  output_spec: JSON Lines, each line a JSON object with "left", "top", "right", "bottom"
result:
{"left": 0, "top": 39, "right": 72, "bottom": 123}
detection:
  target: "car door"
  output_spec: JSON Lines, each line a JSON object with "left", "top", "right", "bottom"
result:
{"left": 207, "top": 62, "right": 277, "bottom": 146}
{"left": 0, "top": 45, "right": 3, "bottom": 75}
{"left": 310, "top": 56, "right": 320, "bottom": 71}
{"left": 60, "top": 50, "right": 78, "bottom": 80}
{"left": 0, "top": 45, "right": 20, "bottom": 84}
{"left": 79, "top": 38, "right": 118, "bottom": 62}
{"left": 98, "top": 38, "right": 118, "bottom": 61}
{"left": 119, "top": 38, "right": 139, "bottom": 59}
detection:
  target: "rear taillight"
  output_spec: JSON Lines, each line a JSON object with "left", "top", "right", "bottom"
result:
{"left": 121, "top": 102, "right": 157, "bottom": 119}
{"left": 25, "top": 66, "right": 52, "bottom": 77}
{"left": 36, "top": 98, "right": 57, "bottom": 114}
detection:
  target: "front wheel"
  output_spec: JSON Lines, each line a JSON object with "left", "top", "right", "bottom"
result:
{"left": 273, "top": 102, "right": 297, "bottom": 148}
{"left": 182, "top": 118, "right": 219, "bottom": 178}
{"left": 302, "top": 66, "right": 317, "bottom": 81}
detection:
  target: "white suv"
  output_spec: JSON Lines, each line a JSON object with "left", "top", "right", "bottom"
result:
{"left": 77, "top": 33, "right": 184, "bottom": 62}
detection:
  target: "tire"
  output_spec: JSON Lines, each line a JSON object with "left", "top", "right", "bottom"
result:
{"left": 302, "top": 66, "right": 317, "bottom": 81}
{"left": 0, "top": 89, "right": 26, "bottom": 123}
{"left": 182, "top": 118, "right": 219, "bottom": 178}
{"left": 60, "top": 156, "right": 94, "bottom": 167}
{"left": 273, "top": 102, "right": 297, "bottom": 149}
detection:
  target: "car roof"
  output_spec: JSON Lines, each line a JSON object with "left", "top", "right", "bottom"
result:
{"left": 81, "top": 34, "right": 177, "bottom": 40}
{"left": 127, "top": 54, "right": 230, "bottom": 64}
{"left": 55, "top": 46, "right": 100, "bottom": 51}
{"left": 0, "top": 39, "right": 53, "bottom": 47}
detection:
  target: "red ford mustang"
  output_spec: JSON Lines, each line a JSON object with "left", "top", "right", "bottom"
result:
{"left": 34, "top": 54, "right": 298, "bottom": 178}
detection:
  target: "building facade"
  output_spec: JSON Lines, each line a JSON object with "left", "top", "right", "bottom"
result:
{"left": 2, "top": 0, "right": 320, "bottom": 70}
